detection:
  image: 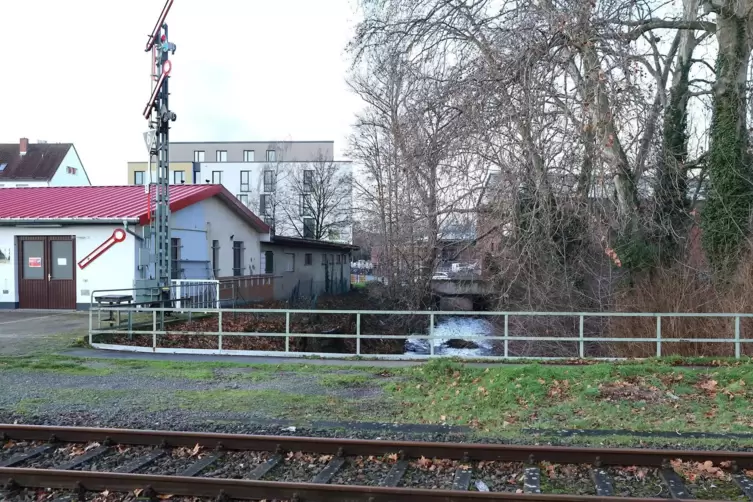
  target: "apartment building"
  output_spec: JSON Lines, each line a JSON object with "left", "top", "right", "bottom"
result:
{"left": 127, "top": 140, "right": 352, "bottom": 243}
{"left": 197, "top": 160, "right": 353, "bottom": 244}
{"left": 127, "top": 140, "right": 334, "bottom": 185}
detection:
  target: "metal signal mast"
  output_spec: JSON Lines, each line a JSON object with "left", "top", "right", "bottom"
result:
{"left": 140, "top": 0, "right": 177, "bottom": 302}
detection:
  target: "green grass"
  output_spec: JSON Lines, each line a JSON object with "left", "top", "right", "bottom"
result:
{"left": 387, "top": 360, "right": 753, "bottom": 433}
{"left": 5, "top": 355, "right": 753, "bottom": 441}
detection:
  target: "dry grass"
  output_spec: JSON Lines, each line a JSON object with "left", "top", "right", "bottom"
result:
{"left": 608, "top": 259, "right": 753, "bottom": 358}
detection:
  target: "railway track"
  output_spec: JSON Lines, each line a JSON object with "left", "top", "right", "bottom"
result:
{"left": 1, "top": 424, "right": 752, "bottom": 501}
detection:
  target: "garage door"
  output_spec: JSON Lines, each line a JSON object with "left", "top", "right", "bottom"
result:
{"left": 17, "top": 236, "right": 76, "bottom": 310}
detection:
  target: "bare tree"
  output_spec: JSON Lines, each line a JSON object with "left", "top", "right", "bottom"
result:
{"left": 279, "top": 157, "right": 353, "bottom": 242}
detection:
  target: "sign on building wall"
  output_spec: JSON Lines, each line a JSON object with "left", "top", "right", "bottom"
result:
{"left": 28, "top": 257, "right": 42, "bottom": 268}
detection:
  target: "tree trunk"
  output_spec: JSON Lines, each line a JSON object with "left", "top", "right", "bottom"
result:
{"left": 701, "top": 0, "right": 753, "bottom": 272}
{"left": 655, "top": 0, "right": 699, "bottom": 261}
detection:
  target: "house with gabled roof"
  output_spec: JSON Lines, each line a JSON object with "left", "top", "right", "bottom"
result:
{"left": 0, "top": 138, "right": 91, "bottom": 187}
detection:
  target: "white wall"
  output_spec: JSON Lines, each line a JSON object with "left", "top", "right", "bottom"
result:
{"left": 197, "top": 161, "right": 353, "bottom": 243}
{"left": 202, "top": 197, "right": 263, "bottom": 277}
{"left": 0, "top": 181, "right": 48, "bottom": 188}
{"left": 49, "top": 146, "right": 91, "bottom": 186}
{"left": 0, "top": 224, "right": 136, "bottom": 307}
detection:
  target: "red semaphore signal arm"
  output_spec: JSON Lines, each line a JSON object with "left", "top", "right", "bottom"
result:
{"left": 77, "top": 229, "right": 127, "bottom": 270}
{"left": 145, "top": 0, "right": 174, "bottom": 52}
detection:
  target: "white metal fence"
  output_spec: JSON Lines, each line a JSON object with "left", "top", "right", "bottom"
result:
{"left": 171, "top": 279, "right": 220, "bottom": 310}
{"left": 87, "top": 306, "right": 753, "bottom": 360}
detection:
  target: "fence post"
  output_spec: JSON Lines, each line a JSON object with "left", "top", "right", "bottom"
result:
{"left": 656, "top": 315, "right": 662, "bottom": 358}
{"left": 88, "top": 305, "right": 93, "bottom": 346}
{"left": 215, "top": 281, "right": 220, "bottom": 309}
{"left": 218, "top": 310, "right": 223, "bottom": 351}
{"left": 735, "top": 316, "right": 741, "bottom": 359}
{"left": 504, "top": 314, "right": 509, "bottom": 358}
{"left": 429, "top": 313, "right": 435, "bottom": 356}
{"left": 356, "top": 313, "right": 361, "bottom": 356}
{"left": 579, "top": 314, "right": 585, "bottom": 358}
{"left": 285, "top": 311, "right": 290, "bottom": 353}
{"left": 152, "top": 310, "right": 157, "bottom": 351}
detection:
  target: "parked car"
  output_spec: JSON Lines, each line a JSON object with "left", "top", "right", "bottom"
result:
{"left": 432, "top": 272, "right": 450, "bottom": 280}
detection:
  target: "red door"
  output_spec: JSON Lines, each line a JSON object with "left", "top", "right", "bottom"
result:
{"left": 17, "top": 236, "right": 76, "bottom": 309}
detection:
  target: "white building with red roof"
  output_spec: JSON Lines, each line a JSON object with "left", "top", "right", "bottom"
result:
{"left": 0, "top": 185, "right": 356, "bottom": 310}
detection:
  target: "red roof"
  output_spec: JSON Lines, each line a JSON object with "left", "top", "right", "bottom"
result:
{"left": 0, "top": 184, "right": 270, "bottom": 232}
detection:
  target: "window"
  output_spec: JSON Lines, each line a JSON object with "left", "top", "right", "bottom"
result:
{"left": 170, "top": 238, "right": 181, "bottom": 279}
{"left": 172, "top": 171, "right": 185, "bottom": 184}
{"left": 212, "top": 240, "right": 220, "bottom": 278}
{"left": 336, "top": 254, "right": 341, "bottom": 264}
{"left": 0, "top": 163, "right": 6, "bottom": 171}
{"left": 303, "top": 218, "right": 315, "bottom": 239}
{"left": 233, "top": 241, "right": 244, "bottom": 276}
{"left": 243, "top": 150, "right": 255, "bottom": 162}
{"left": 237, "top": 193, "right": 249, "bottom": 206}
{"left": 285, "top": 253, "right": 295, "bottom": 272}
{"left": 240, "top": 171, "right": 250, "bottom": 192}
{"left": 305, "top": 253, "right": 313, "bottom": 266}
{"left": 303, "top": 170, "right": 314, "bottom": 192}
{"left": 321, "top": 253, "right": 327, "bottom": 265}
{"left": 212, "top": 171, "right": 222, "bottom": 184}
{"left": 194, "top": 150, "right": 205, "bottom": 162}
{"left": 300, "top": 194, "right": 313, "bottom": 216}
{"left": 263, "top": 170, "right": 275, "bottom": 192}
{"left": 260, "top": 194, "right": 270, "bottom": 216}
{"left": 266, "top": 150, "right": 277, "bottom": 162}
{"left": 66, "top": 166, "right": 77, "bottom": 175}
{"left": 216, "top": 150, "right": 227, "bottom": 162}
{"left": 264, "top": 250, "right": 274, "bottom": 274}
{"left": 134, "top": 171, "right": 145, "bottom": 185}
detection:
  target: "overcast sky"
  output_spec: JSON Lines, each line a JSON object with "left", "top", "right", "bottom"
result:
{"left": 0, "top": 0, "right": 364, "bottom": 184}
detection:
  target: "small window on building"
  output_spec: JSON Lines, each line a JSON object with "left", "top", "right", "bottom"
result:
{"left": 134, "top": 171, "right": 145, "bottom": 185}
{"left": 260, "top": 194, "right": 270, "bottom": 216}
{"left": 299, "top": 194, "right": 313, "bottom": 216}
{"left": 304, "top": 253, "right": 313, "bottom": 266}
{"left": 263, "top": 170, "right": 275, "bottom": 192}
{"left": 336, "top": 254, "right": 341, "bottom": 264}
{"left": 194, "top": 150, "right": 205, "bottom": 162}
{"left": 285, "top": 253, "right": 295, "bottom": 272}
{"left": 233, "top": 241, "right": 244, "bottom": 276}
{"left": 66, "top": 166, "right": 77, "bottom": 175}
{"left": 212, "top": 240, "right": 220, "bottom": 278}
{"left": 237, "top": 193, "right": 248, "bottom": 206}
{"left": 264, "top": 250, "right": 274, "bottom": 274}
{"left": 321, "top": 253, "right": 327, "bottom": 265}
{"left": 216, "top": 150, "right": 227, "bottom": 162}
{"left": 240, "top": 171, "right": 250, "bottom": 192}
{"left": 303, "top": 170, "right": 314, "bottom": 192}
{"left": 212, "top": 171, "right": 222, "bottom": 184}
{"left": 170, "top": 238, "right": 181, "bottom": 279}
{"left": 0, "top": 163, "right": 6, "bottom": 171}
{"left": 172, "top": 171, "right": 185, "bottom": 184}
{"left": 303, "top": 218, "right": 315, "bottom": 239}
{"left": 243, "top": 150, "right": 255, "bottom": 162}
{"left": 266, "top": 150, "right": 277, "bottom": 162}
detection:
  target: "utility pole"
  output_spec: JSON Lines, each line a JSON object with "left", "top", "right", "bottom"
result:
{"left": 140, "top": 0, "right": 177, "bottom": 306}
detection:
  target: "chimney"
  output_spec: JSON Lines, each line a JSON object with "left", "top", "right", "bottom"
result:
{"left": 19, "top": 138, "right": 28, "bottom": 156}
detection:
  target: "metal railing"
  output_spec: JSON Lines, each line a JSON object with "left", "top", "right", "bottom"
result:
{"left": 87, "top": 307, "right": 753, "bottom": 360}
{"left": 171, "top": 279, "right": 220, "bottom": 310}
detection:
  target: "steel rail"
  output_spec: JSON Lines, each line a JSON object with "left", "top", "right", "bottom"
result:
{"left": 2, "top": 424, "right": 753, "bottom": 468}
{"left": 0, "top": 467, "right": 725, "bottom": 502}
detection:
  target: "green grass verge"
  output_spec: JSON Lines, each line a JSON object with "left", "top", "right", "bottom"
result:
{"left": 3, "top": 356, "right": 753, "bottom": 440}
{"left": 389, "top": 360, "right": 753, "bottom": 433}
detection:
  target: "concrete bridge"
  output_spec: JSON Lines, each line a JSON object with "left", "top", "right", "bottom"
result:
{"left": 431, "top": 277, "right": 492, "bottom": 310}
